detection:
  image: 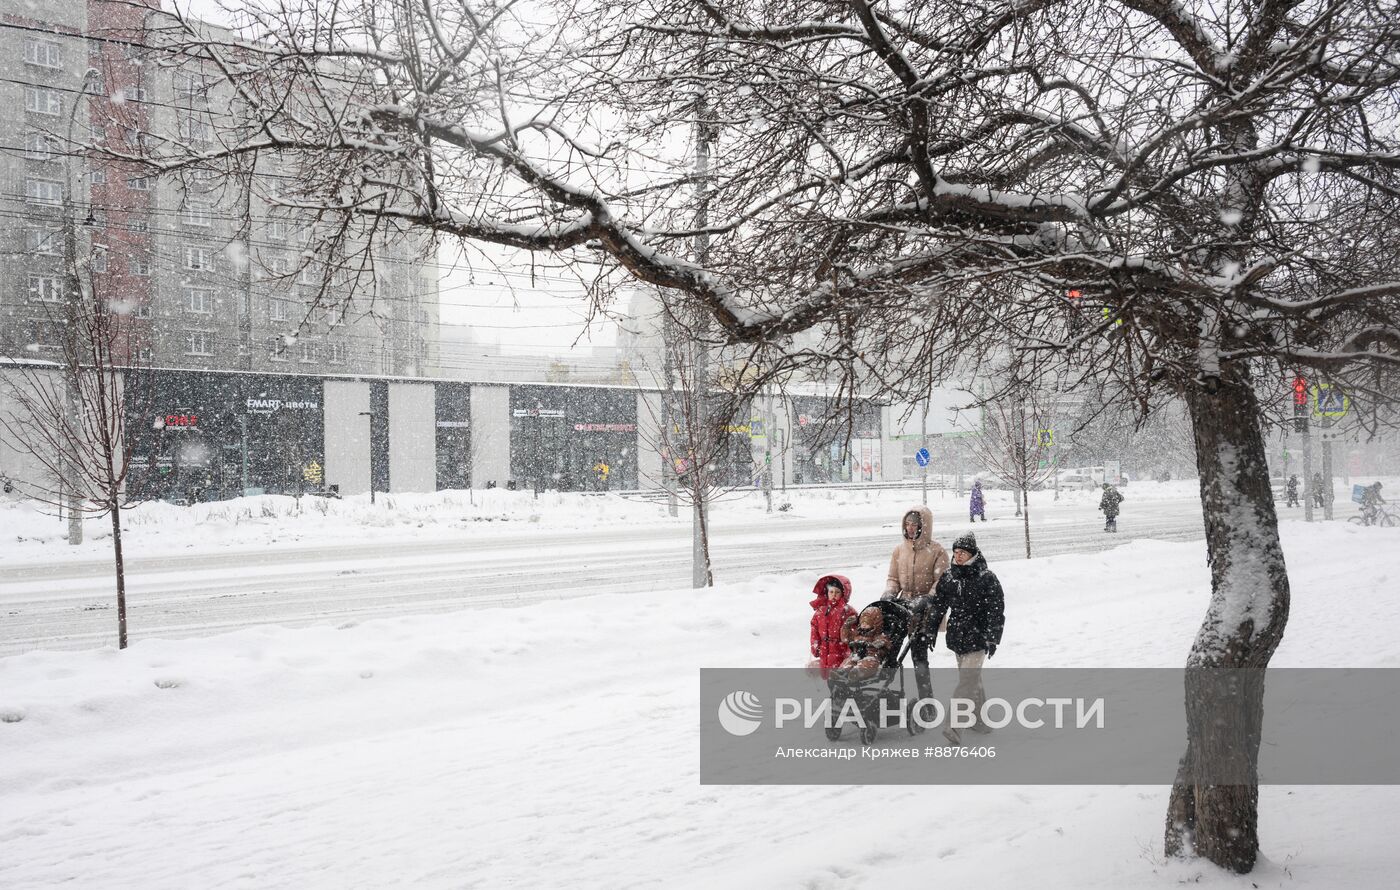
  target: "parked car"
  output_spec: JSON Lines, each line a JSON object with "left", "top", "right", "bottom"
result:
{"left": 1056, "top": 471, "right": 1096, "bottom": 490}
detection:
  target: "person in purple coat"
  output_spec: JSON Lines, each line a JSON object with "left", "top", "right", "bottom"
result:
{"left": 969, "top": 480, "right": 987, "bottom": 522}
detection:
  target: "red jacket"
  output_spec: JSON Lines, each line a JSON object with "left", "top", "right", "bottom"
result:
{"left": 810, "top": 574, "right": 856, "bottom": 678}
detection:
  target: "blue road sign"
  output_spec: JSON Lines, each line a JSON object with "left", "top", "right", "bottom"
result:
{"left": 915, "top": 448, "right": 931, "bottom": 467}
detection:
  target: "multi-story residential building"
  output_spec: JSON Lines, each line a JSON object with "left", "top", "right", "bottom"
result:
{"left": 0, "top": 0, "right": 439, "bottom": 375}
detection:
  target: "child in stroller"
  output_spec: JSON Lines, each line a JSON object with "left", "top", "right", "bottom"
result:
{"left": 825, "top": 599, "right": 927, "bottom": 744}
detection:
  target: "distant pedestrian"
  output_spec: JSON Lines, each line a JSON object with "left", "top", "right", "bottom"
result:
{"left": 969, "top": 480, "right": 987, "bottom": 522}
{"left": 925, "top": 532, "right": 1004, "bottom": 744}
{"left": 593, "top": 458, "right": 611, "bottom": 491}
{"left": 1312, "top": 473, "right": 1325, "bottom": 508}
{"left": 1285, "top": 475, "right": 1300, "bottom": 508}
{"left": 1099, "top": 482, "right": 1124, "bottom": 532}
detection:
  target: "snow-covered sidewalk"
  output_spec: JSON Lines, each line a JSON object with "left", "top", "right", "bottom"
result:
{"left": 1, "top": 520, "right": 1396, "bottom": 888}
{"left": 0, "top": 481, "right": 1207, "bottom": 565}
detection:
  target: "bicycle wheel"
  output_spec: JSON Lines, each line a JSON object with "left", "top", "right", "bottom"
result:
{"left": 1383, "top": 513, "right": 1397, "bottom": 528}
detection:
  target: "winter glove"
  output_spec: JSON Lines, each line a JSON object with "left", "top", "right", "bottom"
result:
{"left": 986, "top": 642, "right": 996, "bottom": 659}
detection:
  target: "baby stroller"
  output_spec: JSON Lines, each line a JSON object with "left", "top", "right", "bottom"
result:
{"left": 824, "top": 599, "right": 926, "bottom": 745}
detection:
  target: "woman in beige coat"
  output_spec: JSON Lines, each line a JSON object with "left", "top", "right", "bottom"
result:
{"left": 881, "top": 505, "right": 950, "bottom": 702}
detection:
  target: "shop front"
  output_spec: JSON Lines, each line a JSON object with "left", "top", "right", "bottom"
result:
{"left": 791, "top": 396, "right": 883, "bottom": 483}
{"left": 509, "top": 385, "right": 638, "bottom": 491}
{"left": 126, "top": 370, "right": 326, "bottom": 502}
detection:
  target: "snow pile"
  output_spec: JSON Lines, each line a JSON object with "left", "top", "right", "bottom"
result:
{"left": 0, "top": 488, "right": 676, "bottom": 561}
{"left": 0, "top": 481, "right": 1206, "bottom": 566}
{"left": 1, "top": 521, "right": 1397, "bottom": 888}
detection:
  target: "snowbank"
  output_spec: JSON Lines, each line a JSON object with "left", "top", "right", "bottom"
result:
{"left": 0, "top": 480, "right": 1206, "bottom": 565}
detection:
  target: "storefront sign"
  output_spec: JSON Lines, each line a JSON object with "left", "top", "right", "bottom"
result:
{"left": 159, "top": 413, "right": 199, "bottom": 428}
{"left": 573, "top": 423, "right": 636, "bottom": 433}
{"left": 436, "top": 421, "right": 470, "bottom": 428}
{"left": 513, "top": 408, "right": 566, "bottom": 418}
{"left": 246, "top": 397, "right": 320, "bottom": 414}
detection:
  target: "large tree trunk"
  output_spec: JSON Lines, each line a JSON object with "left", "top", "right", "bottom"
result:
{"left": 1165, "top": 371, "right": 1291, "bottom": 873}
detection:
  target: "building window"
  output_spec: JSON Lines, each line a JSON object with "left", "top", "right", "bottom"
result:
{"left": 269, "top": 298, "right": 289, "bottom": 321}
{"left": 85, "top": 71, "right": 105, "bottom": 95}
{"left": 89, "top": 209, "right": 107, "bottom": 229}
{"left": 184, "top": 246, "right": 212, "bottom": 271}
{"left": 136, "top": 303, "right": 152, "bottom": 319}
{"left": 89, "top": 168, "right": 107, "bottom": 184}
{"left": 327, "top": 341, "right": 347, "bottom": 364}
{"left": 136, "top": 347, "right": 152, "bottom": 363}
{"left": 268, "top": 337, "right": 288, "bottom": 361}
{"left": 89, "top": 123, "right": 105, "bottom": 144}
{"left": 91, "top": 250, "right": 108, "bottom": 273}
{"left": 25, "top": 178, "right": 62, "bottom": 205}
{"left": 128, "top": 176, "right": 151, "bottom": 191}
{"left": 131, "top": 258, "right": 151, "bottom": 276}
{"left": 24, "top": 87, "right": 62, "bottom": 116}
{"left": 26, "top": 229, "right": 61, "bottom": 255}
{"left": 266, "top": 219, "right": 288, "bottom": 240}
{"left": 24, "top": 132, "right": 58, "bottom": 160}
{"left": 264, "top": 256, "right": 290, "bottom": 278}
{"left": 298, "top": 264, "right": 318, "bottom": 285}
{"left": 184, "top": 288, "right": 213, "bottom": 314}
{"left": 28, "top": 276, "right": 63, "bottom": 302}
{"left": 120, "top": 86, "right": 147, "bottom": 103}
{"left": 183, "top": 203, "right": 213, "bottom": 227}
{"left": 174, "top": 72, "right": 210, "bottom": 100}
{"left": 186, "top": 168, "right": 217, "bottom": 189}
{"left": 178, "top": 115, "right": 213, "bottom": 144}
{"left": 298, "top": 341, "right": 317, "bottom": 363}
{"left": 184, "top": 331, "right": 213, "bottom": 356}
{"left": 23, "top": 39, "right": 63, "bottom": 69}
{"left": 128, "top": 218, "right": 148, "bottom": 234}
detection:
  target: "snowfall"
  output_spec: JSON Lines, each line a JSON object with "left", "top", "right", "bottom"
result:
{"left": 1, "top": 482, "right": 1398, "bottom": 889}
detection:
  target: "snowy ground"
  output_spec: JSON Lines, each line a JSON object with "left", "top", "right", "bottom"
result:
{"left": 0, "top": 483, "right": 1211, "bottom": 655}
{"left": 0, "top": 480, "right": 1206, "bottom": 562}
{"left": 2, "top": 516, "right": 1397, "bottom": 888}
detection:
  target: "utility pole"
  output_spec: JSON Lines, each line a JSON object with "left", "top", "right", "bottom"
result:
{"left": 920, "top": 397, "right": 929, "bottom": 505}
{"left": 763, "top": 388, "right": 774, "bottom": 513}
{"left": 1321, "top": 423, "right": 1335, "bottom": 521}
{"left": 691, "top": 83, "right": 712, "bottom": 587}
{"left": 1302, "top": 424, "right": 1314, "bottom": 522}
{"left": 58, "top": 69, "right": 100, "bottom": 545}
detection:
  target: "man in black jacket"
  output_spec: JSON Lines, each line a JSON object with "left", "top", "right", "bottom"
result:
{"left": 926, "top": 532, "right": 1005, "bottom": 744}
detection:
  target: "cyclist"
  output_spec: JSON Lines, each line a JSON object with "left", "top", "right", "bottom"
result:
{"left": 1361, "top": 482, "right": 1386, "bottom": 526}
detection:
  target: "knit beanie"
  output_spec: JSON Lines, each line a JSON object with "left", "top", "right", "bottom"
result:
{"left": 952, "top": 532, "right": 979, "bottom": 555}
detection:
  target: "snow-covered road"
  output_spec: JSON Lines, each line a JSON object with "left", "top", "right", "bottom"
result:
{"left": 0, "top": 495, "right": 1204, "bottom": 656}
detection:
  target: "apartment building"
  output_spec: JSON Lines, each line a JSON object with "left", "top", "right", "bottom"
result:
{"left": 0, "top": 0, "right": 439, "bottom": 375}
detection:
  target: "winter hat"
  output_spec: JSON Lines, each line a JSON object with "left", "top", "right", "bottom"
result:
{"left": 857, "top": 607, "right": 884, "bottom": 633}
{"left": 952, "top": 532, "right": 979, "bottom": 555}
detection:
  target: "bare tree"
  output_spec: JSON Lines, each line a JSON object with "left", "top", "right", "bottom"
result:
{"left": 111, "top": 0, "right": 1400, "bottom": 871}
{"left": 0, "top": 289, "right": 154, "bottom": 651}
{"left": 968, "top": 372, "right": 1056, "bottom": 558}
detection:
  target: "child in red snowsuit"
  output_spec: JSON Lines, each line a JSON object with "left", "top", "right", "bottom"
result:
{"left": 809, "top": 575, "right": 857, "bottom": 679}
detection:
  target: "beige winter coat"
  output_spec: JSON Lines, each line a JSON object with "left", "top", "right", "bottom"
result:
{"left": 883, "top": 505, "right": 950, "bottom": 601}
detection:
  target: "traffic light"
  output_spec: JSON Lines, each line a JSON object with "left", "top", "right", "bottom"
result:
{"left": 1292, "top": 375, "right": 1308, "bottom": 432}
